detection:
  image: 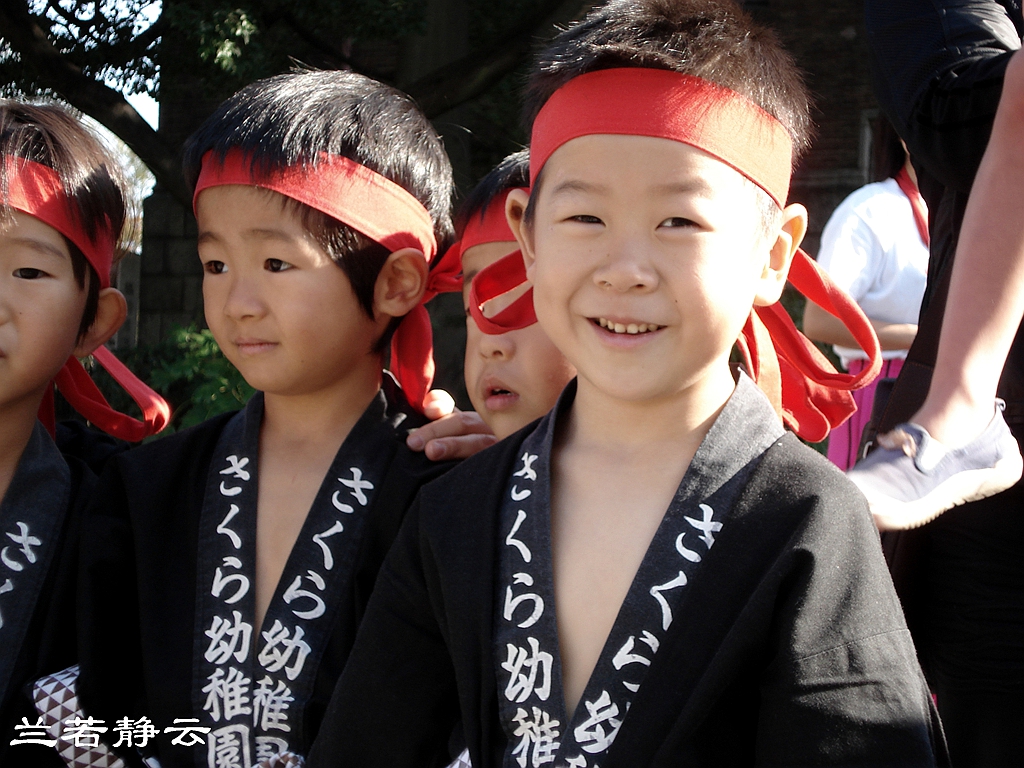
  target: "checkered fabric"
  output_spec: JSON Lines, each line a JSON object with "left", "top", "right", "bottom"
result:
{"left": 255, "top": 752, "right": 304, "bottom": 767}
{"left": 31, "top": 665, "right": 126, "bottom": 768}
{"left": 446, "top": 748, "right": 472, "bottom": 768}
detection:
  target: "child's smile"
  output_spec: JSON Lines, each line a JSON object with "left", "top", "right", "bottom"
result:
{"left": 519, "top": 133, "right": 788, "bottom": 406}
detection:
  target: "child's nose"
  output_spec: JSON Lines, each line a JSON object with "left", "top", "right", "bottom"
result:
{"left": 593, "top": 239, "right": 658, "bottom": 292}
{"left": 478, "top": 330, "right": 516, "bottom": 361}
{"left": 222, "top": 275, "right": 266, "bottom": 320}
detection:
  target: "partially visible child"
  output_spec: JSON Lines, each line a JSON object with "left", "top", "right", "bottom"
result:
{"left": 0, "top": 101, "right": 168, "bottom": 767}
{"left": 74, "top": 70, "right": 457, "bottom": 768}
{"left": 407, "top": 151, "right": 575, "bottom": 460}
{"left": 459, "top": 152, "right": 576, "bottom": 440}
{"left": 308, "top": 2, "right": 941, "bottom": 766}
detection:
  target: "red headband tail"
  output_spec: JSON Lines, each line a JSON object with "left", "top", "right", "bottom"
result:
{"left": 467, "top": 250, "right": 537, "bottom": 334}
{"left": 194, "top": 149, "right": 441, "bottom": 411}
{"left": 431, "top": 189, "right": 525, "bottom": 297}
{"left": 45, "top": 347, "right": 171, "bottom": 442}
{"left": 739, "top": 250, "right": 882, "bottom": 441}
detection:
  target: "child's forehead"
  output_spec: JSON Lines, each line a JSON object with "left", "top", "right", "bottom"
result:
{"left": 194, "top": 185, "right": 308, "bottom": 235}
{"left": 0, "top": 208, "right": 71, "bottom": 259}
{"left": 541, "top": 134, "right": 754, "bottom": 201}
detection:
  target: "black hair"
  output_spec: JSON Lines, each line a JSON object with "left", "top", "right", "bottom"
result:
{"left": 522, "top": 0, "right": 813, "bottom": 236}
{"left": 456, "top": 149, "right": 530, "bottom": 235}
{"left": 183, "top": 69, "right": 455, "bottom": 352}
{"left": 0, "top": 101, "right": 132, "bottom": 337}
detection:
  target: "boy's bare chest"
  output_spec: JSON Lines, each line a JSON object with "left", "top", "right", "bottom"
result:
{"left": 550, "top": 456, "right": 686, "bottom": 716}
{"left": 254, "top": 447, "right": 337, "bottom": 631}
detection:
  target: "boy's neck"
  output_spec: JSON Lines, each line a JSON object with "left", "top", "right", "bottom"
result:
{"left": 565, "top": 364, "right": 738, "bottom": 458}
{"left": 0, "top": 394, "right": 47, "bottom": 503}
{"left": 260, "top": 362, "right": 384, "bottom": 448}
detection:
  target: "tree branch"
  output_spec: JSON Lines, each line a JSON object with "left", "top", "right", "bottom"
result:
{"left": 0, "top": 0, "right": 189, "bottom": 207}
{"left": 406, "top": 0, "right": 589, "bottom": 118}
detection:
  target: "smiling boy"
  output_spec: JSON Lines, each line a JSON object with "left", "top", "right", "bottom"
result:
{"left": 75, "top": 71, "right": 457, "bottom": 768}
{"left": 308, "top": 2, "right": 942, "bottom": 767}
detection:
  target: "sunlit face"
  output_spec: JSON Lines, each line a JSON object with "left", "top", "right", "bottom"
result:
{"left": 462, "top": 240, "right": 576, "bottom": 439}
{"left": 522, "top": 134, "right": 786, "bottom": 407}
{"left": 0, "top": 210, "right": 89, "bottom": 413}
{"left": 196, "top": 185, "right": 385, "bottom": 397}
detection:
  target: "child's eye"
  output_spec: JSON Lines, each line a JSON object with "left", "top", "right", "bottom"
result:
{"left": 13, "top": 267, "right": 47, "bottom": 279}
{"left": 265, "top": 258, "right": 291, "bottom": 272}
{"left": 203, "top": 260, "right": 227, "bottom": 275}
{"left": 659, "top": 216, "right": 696, "bottom": 228}
{"left": 569, "top": 215, "right": 603, "bottom": 225}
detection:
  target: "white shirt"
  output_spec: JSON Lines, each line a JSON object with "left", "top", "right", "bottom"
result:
{"left": 814, "top": 177, "right": 929, "bottom": 366}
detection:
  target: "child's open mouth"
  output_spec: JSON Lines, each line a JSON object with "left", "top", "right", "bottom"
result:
{"left": 594, "top": 317, "right": 664, "bottom": 334}
{"left": 484, "top": 381, "right": 520, "bottom": 410}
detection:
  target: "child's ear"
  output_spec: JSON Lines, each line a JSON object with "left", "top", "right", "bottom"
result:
{"left": 74, "top": 287, "right": 127, "bottom": 358}
{"left": 753, "top": 203, "right": 807, "bottom": 307}
{"left": 374, "top": 247, "right": 429, "bottom": 319}
{"left": 505, "top": 188, "right": 535, "bottom": 278}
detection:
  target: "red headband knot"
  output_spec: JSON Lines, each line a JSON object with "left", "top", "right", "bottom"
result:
{"left": 3, "top": 155, "right": 170, "bottom": 440}
{"left": 194, "top": 149, "right": 441, "bottom": 411}
{"left": 530, "top": 68, "right": 794, "bottom": 208}
{"left": 430, "top": 188, "right": 523, "bottom": 296}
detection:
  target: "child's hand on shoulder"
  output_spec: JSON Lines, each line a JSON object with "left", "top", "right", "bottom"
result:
{"left": 408, "top": 391, "right": 497, "bottom": 460}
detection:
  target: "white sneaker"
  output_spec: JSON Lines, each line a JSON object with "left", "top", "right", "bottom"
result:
{"left": 847, "top": 400, "right": 1023, "bottom": 530}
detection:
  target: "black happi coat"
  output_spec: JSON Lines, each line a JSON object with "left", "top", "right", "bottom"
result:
{"left": 0, "top": 422, "right": 125, "bottom": 768}
{"left": 309, "top": 382, "right": 943, "bottom": 768}
{"left": 77, "top": 380, "right": 454, "bottom": 768}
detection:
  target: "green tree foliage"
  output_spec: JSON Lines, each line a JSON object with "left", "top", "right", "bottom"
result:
{"left": 0, "top": 0, "right": 588, "bottom": 205}
{"left": 83, "top": 325, "right": 255, "bottom": 434}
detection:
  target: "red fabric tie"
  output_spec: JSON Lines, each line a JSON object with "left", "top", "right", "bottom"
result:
{"left": 4, "top": 155, "right": 170, "bottom": 440}
{"left": 431, "top": 189, "right": 523, "bottom": 296}
{"left": 194, "top": 149, "right": 440, "bottom": 411}
{"left": 894, "top": 167, "right": 930, "bottom": 247}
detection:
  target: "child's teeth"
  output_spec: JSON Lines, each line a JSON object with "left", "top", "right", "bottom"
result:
{"left": 597, "top": 317, "right": 661, "bottom": 333}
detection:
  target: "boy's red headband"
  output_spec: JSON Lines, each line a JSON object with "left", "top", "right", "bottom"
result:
{"left": 468, "top": 69, "right": 881, "bottom": 441}
{"left": 3, "top": 155, "right": 171, "bottom": 441}
{"left": 3, "top": 156, "right": 115, "bottom": 288}
{"left": 430, "top": 188, "right": 522, "bottom": 295}
{"left": 194, "top": 149, "right": 442, "bottom": 411}
{"left": 530, "top": 68, "right": 794, "bottom": 208}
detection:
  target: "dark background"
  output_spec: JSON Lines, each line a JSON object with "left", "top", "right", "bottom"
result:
{"left": 1, "top": 0, "right": 880, "bottom": 412}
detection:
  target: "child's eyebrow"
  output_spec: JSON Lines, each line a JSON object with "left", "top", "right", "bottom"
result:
{"left": 196, "top": 228, "right": 296, "bottom": 246}
{"left": 549, "top": 179, "right": 610, "bottom": 197}
{"left": 246, "top": 227, "right": 298, "bottom": 242}
{"left": 6, "top": 236, "right": 69, "bottom": 261}
{"left": 652, "top": 178, "right": 714, "bottom": 197}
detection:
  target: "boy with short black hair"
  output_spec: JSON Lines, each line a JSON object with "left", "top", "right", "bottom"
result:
{"left": 308, "top": 2, "right": 942, "bottom": 766}
{"left": 0, "top": 100, "right": 167, "bottom": 767}
{"left": 75, "top": 69, "right": 457, "bottom": 767}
